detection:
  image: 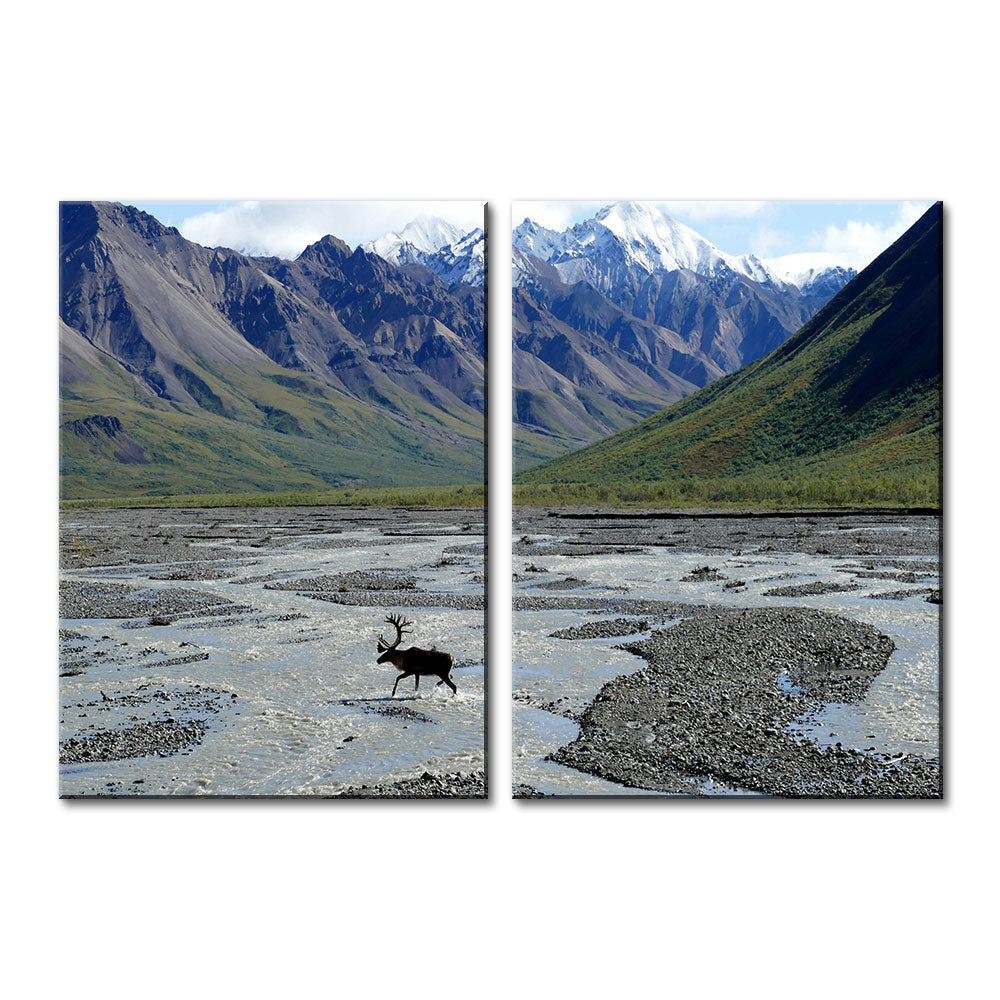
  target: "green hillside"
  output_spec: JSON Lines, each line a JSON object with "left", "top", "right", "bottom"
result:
{"left": 516, "top": 204, "right": 942, "bottom": 508}
{"left": 61, "top": 327, "right": 484, "bottom": 499}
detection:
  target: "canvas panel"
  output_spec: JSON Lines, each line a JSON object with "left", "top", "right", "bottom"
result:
{"left": 512, "top": 200, "right": 942, "bottom": 798}
{"left": 59, "top": 200, "right": 487, "bottom": 798}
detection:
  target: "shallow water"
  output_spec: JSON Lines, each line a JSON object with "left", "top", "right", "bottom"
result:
{"left": 512, "top": 530, "right": 939, "bottom": 794}
{"left": 60, "top": 521, "right": 484, "bottom": 796}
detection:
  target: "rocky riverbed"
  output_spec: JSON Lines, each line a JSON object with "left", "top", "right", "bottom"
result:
{"left": 513, "top": 507, "right": 941, "bottom": 798}
{"left": 60, "top": 506, "right": 485, "bottom": 797}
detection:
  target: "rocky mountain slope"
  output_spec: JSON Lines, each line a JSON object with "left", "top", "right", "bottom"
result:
{"left": 513, "top": 202, "right": 855, "bottom": 467}
{"left": 59, "top": 202, "right": 484, "bottom": 498}
{"left": 517, "top": 203, "right": 942, "bottom": 493}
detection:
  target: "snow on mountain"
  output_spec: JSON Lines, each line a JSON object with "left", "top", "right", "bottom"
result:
{"left": 514, "top": 201, "right": 785, "bottom": 287}
{"left": 764, "top": 252, "right": 858, "bottom": 294}
{"left": 363, "top": 215, "right": 465, "bottom": 266}
{"left": 512, "top": 218, "right": 570, "bottom": 261}
{"left": 423, "top": 228, "right": 485, "bottom": 286}
{"left": 363, "top": 215, "right": 482, "bottom": 285}
{"left": 513, "top": 201, "right": 859, "bottom": 303}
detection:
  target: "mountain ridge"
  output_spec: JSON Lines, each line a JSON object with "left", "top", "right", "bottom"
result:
{"left": 362, "top": 216, "right": 485, "bottom": 286}
{"left": 512, "top": 202, "right": 856, "bottom": 468}
{"left": 516, "top": 203, "right": 942, "bottom": 502}
{"left": 60, "top": 202, "right": 485, "bottom": 498}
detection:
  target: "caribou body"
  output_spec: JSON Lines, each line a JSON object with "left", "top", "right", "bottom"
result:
{"left": 376, "top": 613, "right": 457, "bottom": 697}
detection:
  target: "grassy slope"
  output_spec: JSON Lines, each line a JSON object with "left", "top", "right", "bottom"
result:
{"left": 516, "top": 205, "right": 942, "bottom": 508}
{"left": 60, "top": 338, "right": 484, "bottom": 499}
{"left": 513, "top": 384, "right": 668, "bottom": 469}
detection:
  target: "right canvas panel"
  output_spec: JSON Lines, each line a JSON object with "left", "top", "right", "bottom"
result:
{"left": 512, "top": 200, "right": 942, "bottom": 798}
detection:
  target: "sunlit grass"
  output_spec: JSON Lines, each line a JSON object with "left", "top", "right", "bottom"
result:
{"left": 514, "top": 473, "right": 940, "bottom": 510}
{"left": 61, "top": 483, "right": 486, "bottom": 510}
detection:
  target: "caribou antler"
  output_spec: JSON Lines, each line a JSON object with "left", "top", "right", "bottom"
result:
{"left": 376, "top": 613, "right": 413, "bottom": 653}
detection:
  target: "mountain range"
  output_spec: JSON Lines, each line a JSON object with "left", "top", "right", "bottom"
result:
{"left": 59, "top": 202, "right": 485, "bottom": 498}
{"left": 363, "top": 217, "right": 485, "bottom": 286}
{"left": 516, "top": 203, "right": 942, "bottom": 496}
{"left": 513, "top": 202, "right": 856, "bottom": 468}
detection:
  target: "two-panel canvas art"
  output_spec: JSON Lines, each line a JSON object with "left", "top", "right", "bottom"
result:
{"left": 59, "top": 199, "right": 942, "bottom": 798}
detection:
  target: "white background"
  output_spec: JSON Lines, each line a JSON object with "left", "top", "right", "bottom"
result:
{"left": 4, "top": 2, "right": 996, "bottom": 996}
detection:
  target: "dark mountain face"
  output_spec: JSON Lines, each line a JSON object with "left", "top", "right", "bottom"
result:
{"left": 626, "top": 267, "right": 824, "bottom": 371}
{"left": 517, "top": 204, "right": 942, "bottom": 491}
{"left": 512, "top": 275, "right": 725, "bottom": 467}
{"left": 512, "top": 231, "right": 852, "bottom": 469}
{"left": 59, "top": 202, "right": 485, "bottom": 497}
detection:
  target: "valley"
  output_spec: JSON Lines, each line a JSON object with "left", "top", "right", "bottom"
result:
{"left": 516, "top": 203, "right": 942, "bottom": 506}
{"left": 512, "top": 202, "right": 856, "bottom": 465}
{"left": 60, "top": 202, "right": 486, "bottom": 498}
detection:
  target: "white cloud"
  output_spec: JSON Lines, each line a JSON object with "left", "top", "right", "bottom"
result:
{"left": 813, "top": 201, "right": 931, "bottom": 270}
{"left": 765, "top": 251, "right": 848, "bottom": 280}
{"left": 657, "top": 200, "right": 770, "bottom": 221}
{"left": 177, "top": 201, "right": 485, "bottom": 259}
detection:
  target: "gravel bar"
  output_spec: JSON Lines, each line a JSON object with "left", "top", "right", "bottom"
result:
{"left": 551, "top": 607, "right": 941, "bottom": 798}
{"left": 60, "top": 718, "right": 208, "bottom": 763}
{"left": 550, "top": 618, "right": 651, "bottom": 640}
{"left": 333, "top": 770, "right": 486, "bottom": 798}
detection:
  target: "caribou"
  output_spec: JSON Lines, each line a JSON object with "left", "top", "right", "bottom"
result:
{"left": 375, "top": 613, "right": 457, "bottom": 697}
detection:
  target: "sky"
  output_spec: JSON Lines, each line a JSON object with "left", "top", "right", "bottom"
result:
{"left": 129, "top": 201, "right": 486, "bottom": 259}
{"left": 129, "top": 199, "right": 931, "bottom": 273}
{"left": 513, "top": 200, "right": 932, "bottom": 272}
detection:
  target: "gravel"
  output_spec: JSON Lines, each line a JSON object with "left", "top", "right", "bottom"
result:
{"left": 305, "top": 591, "right": 485, "bottom": 610}
{"left": 762, "top": 581, "right": 862, "bottom": 597}
{"left": 60, "top": 718, "right": 208, "bottom": 763}
{"left": 513, "top": 508, "right": 940, "bottom": 558}
{"left": 265, "top": 570, "right": 420, "bottom": 592}
{"left": 513, "top": 783, "right": 547, "bottom": 798}
{"left": 342, "top": 701, "right": 438, "bottom": 724}
{"left": 333, "top": 770, "right": 486, "bottom": 798}
{"left": 870, "top": 588, "right": 935, "bottom": 602}
{"left": 681, "top": 566, "right": 726, "bottom": 582}
{"left": 60, "top": 580, "right": 232, "bottom": 620}
{"left": 536, "top": 576, "right": 588, "bottom": 591}
{"left": 59, "top": 683, "right": 233, "bottom": 768}
{"left": 550, "top": 607, "right": 940, "bottom": 798}
{"left": 550, "top": 618, "right": 650, "bottom": 641}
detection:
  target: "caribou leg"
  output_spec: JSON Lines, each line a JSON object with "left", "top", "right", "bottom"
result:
{"left": 414, "top": 675, "right": 420, "bottom": 692}
{"left": 442, "top": 674, "right": 457, "bottom": 695}
{"left": 391, "top": 671, "right": 412, "bottom": 697}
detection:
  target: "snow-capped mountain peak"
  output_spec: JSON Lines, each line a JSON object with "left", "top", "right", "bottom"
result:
{"left": 363, "top": 216, "right": 483, "bottom": 286}
{"left": 512, "top": 218, "right": 567, "bottom": 261}
{"left": 395, "top": 215, "right": 465, "bottom": 254}
{"left": 764, "top": 252, "right": 858, "bottom": 294}
{"left": 423, "top": 228, "right": 485, "bottom": 286}
{"left": 514, "top": 201, "right": 786, "bottom": 287}
{"left": 363, "top": 215, "right": 465, "bottom": 266}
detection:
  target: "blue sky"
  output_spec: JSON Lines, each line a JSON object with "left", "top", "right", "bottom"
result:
{"left": 514, "top": 200, "right": 932, "bottom": 271}
{"left": 129, "top": 199, "right": 931, "bottom": 272}
{"left": 130, "top": 201, "right": 485, "bottom": 259}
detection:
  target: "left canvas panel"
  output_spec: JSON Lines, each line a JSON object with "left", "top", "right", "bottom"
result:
{"left": 59, "top": 200, "right": 486, "bottom": 797}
